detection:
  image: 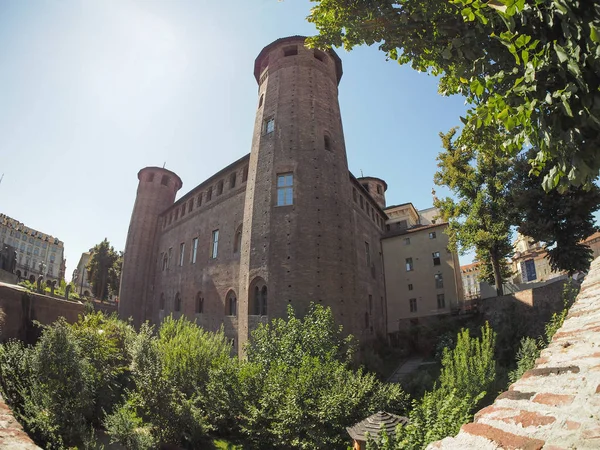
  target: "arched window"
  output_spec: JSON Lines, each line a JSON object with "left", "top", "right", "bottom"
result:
{"left": 261, "top": 286, "right": 268, "bottom": 316}
{"left": 249, "top": 278, "right": 268, "bottom": 316}
{"left": 233, "top": 225, "right": 242, "bottom": 254}
{"left": 174, "top": 292, "right": 181, "bottom": 312}
{"left": 195, "top": 292, "right": 204, "bottom": 314}
{"left": 226, "top": 290, "right": 237, "bottom": 316}
{"left": 159, "top": 293, "right": 165, "bottom": 311}
{"left": 162, "top": 253, "right": 168, "bottom": 271}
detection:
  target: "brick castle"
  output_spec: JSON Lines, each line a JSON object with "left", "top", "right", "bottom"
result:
{"left": 118, "top": 36, "right": 460, "bottom": 353}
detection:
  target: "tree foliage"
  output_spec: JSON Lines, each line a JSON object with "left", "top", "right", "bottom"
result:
{"left": 434, "top": 127, "right": 513, "bottom": 294}
{"left": 366, "top": 324, "right": 496, "bottom": 450}
{"left": 240, "top": 304, "right": 408, "bottom": 449}
{"left": 307, "top": 0, "right": 600, "bottom": 189}
{"left": 510, "top": 150, "right": 600, "bottom": 274}
{"left": 86, "top": 239, "right": 121, "bottom": 300}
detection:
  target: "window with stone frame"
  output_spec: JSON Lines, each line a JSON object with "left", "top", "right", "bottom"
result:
{"left": 432, "top": 251, "right": 441, "bottom": 266}
{"left": 191, "top": 237, "right": 198, "bottom": 264}
{"left": 437, "top": 293, "right": 446, "bottom": 309}
{"left": 409, "top": 298, "right": 417, "bottom": 312}
{"left": 226, "top": 291, "right": 237, "bottom": 316}
{"left": 211, "top": 230, "right": 219, "bottom": 259}
{"left": 406, "top": 257, "right": 413, "bottom": 272}
{"left": 179, "top": 243, "right": 185, "bottom": 266}
{"left": 276, "top": 173, "right": 293, "bottom": 206}
{"left": 435, "top": 273, "right": 444, "bottom": 289}
{"left": 264, "top": 117, "right": 275, "bottom": 134}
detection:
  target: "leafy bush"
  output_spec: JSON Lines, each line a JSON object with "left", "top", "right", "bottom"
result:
{"left": 439, "top": 323, "right": 496, "bottom": 400}
{"left": 508, "top": 337, "right": 540, "bottom": 383}
{"left": 239, "top": 304, "right": 408, "bottom": 449}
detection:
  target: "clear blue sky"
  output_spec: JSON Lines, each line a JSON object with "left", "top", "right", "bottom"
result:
{"left": 0, "top": 0, "right": 471, "bottom": 281}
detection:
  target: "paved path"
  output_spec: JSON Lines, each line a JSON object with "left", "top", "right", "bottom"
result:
{"left": 387, "top": 356, "right": 424, "bottom": 383}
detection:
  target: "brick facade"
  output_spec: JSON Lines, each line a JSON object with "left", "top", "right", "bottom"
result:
{"left": 118, "top": 36, "right": 394, "bottom": 354}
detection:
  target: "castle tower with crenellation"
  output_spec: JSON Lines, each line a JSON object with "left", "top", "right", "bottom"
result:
{"left": 119, "top": 167, "right": 182, "bottom": 327}
{"left": 117, "top": 36, "right": 462, "bottom": 355}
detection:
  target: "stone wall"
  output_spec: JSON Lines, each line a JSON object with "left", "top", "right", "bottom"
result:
{"left": 0, "top": 269, "right": 17, "bottom": 285}
{"left": 0, "top": 282, "right": 116, "bottom": 342}
{"left": 428, "top": 257, "right": 600, "bottom": 449}
{"left": 481, "top": 277, "right": 567, "bottom": 342}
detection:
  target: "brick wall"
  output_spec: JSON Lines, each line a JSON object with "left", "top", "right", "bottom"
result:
{"left": 0, "top": 393, "right": 41, "bottom": 449}
{"left": 427, "top": 257, "right": 600, "bottom": 449}
{"left": 0, "top": 283, "right": 116, "bottom": 342}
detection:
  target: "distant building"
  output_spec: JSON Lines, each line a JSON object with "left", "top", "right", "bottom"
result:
{"left": 382, "top": 203, "right": 463, "bottom": 332}
{"left": 460, "top": 262, "right": 481, "bottom": 300}
{"left": 73, "top": 252, "right": 93, "bottom": 297}
{"left": 583, "top": 231, "right": 600, "bottom": 259}
{"left": 511, "top": 233, "right": 562, "bottom": 284}
{"left": 0, "top": 213, "right": 65, "bottom": 283}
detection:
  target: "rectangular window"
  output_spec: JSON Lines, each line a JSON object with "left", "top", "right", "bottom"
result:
{"left": 242, "top": 166, "right": 249, "bottom": 182}
{"left": 324, "top": 134, "right": 331, "bottom": 151}
{"left": 191, "top": 238, "right": 198, "bottom": 264}
{"left": 409, "top": 298, "right": 417, "bottom": 313}
{"left": 437, "top": 294, "right": 446, "bottom": 309}
{"left": 179, "top": 243, "right": 185, "bottom": 266}
{"left": 264, "top": 117, "right": 275, "bottom": 134}
{"left": 230, "top": 172, "right": 237, "bottom": 189}
{"left": 188, "top": 200, "right": 193, "bottom": 213}
{"left": 435, "top": 273, "right": 444, "bottom": 289}
{"left": 359, "top": 196, "right": 364, "bottom": 209}
{"left": 207, "top": 187, "right": 212, "bottom": 201}
{"left": 168, "top": 247, "right": 172, "bottom": 268}
{"left": 408, "top": 283, "right": 413, "bottom": 291}
{"left": 276, "top": 173, "right": 293, "bottom": 206}
{"left": 181, "top": 205, "right": 185, "bottom": 217}
{"left": 211, "top": 230, "right": 219, "bottom": 258}
{"left": 397, "top": 220, "right": 408, "bottom": 230}
{"left": 404, "top": 237, "right": 411, "bottom": 245}
{"left": 429, "top": 231, "right": 437, "bottom": 239}
{"left": 161, "top": 175, "right": 169, "bottom": 186}
{"left": 217, "top": 180, "right": 224, "bottom": 195}
{"left": 406, "top": 257, "right": 413, "bottom": 272}
{"left": 197, "top": 194, "right": 203, "bottom": 207}
{"left": 353, "top": 188, "right": 357, "bottom": 203}
{"left": 432, "top": 251, "right": 441, "bottom": 266}
{"left": 365, "top": 242, "right": 371, "bottom": 266}
{"left": 174, "top": 209, "right": 179, "bottom": 220}
{"left": 283, "top": 45, "right": 298, "bottom": 56}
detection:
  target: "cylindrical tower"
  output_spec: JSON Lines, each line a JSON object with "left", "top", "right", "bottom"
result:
{"left": 238, "top": 36, "right": 360, "bottom": 351}
{"left": 119, "top": 167, "right": 182, "bottom": 327}
{"left": 357, "top": 176, "right": 388, "bottom": 209}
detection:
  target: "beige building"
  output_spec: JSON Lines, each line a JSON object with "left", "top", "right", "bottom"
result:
{"left": 382, "top": 203, "right": 463, "bottom": 333}
{"left": 460, "top": 262, "right": 481, "bottom": 300}
{"left": 511, "top": 233, "right": 562, "bottom": 284}
{"left": 73, "top": 252, "right": 93, "bottom": 297}
{"left": 0, "top": 213, "right": 65, "bottom": 283}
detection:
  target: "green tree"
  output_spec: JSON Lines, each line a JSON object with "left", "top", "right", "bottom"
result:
{"left": 87, "top": 239, "right": 120, "bottom": 300}
{"left": 307, "top": 0, "right": 600, "bottom": 189}
{"left": 434, "top": 127, "right": 513, "bottom": 295}
{"left": 240, "top": 304, "right": 408, "bottom": 449}
{"left": 510, "top": 150, "right": 600, "bottom": 275}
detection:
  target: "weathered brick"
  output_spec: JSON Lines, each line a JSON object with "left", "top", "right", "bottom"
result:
{"left": 582, "top": 426, "right": 600, "bottom": 440}
{"left": 522, "top": 366, "right": 580, "bottom": 379}
{"left": 461, "top": 423, "right": 545, "bottom": 450}
{"left": 497, "top": 390, "right": 536, "bottom": 401}
{"left": 532, "top": 393, "right": 575, "bottom": 407}
{"left": 500, "top": 411, "right": 556, "bottom": 428}
{"left": 474, "top": 405, "right": 513, "bottom": 421}
{"left": 564, "top": 420, "right": 581, "bottom": 430}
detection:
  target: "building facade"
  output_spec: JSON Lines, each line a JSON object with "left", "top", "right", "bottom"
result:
{"left": 382, "top": 203, "right": 463, "bottom": 333}
{"left": 73, "top": 252, "right": 93, "bottom": 297}
{"left": 118, "top": 36, "right": 462, "bottom": 352}
{"left": 0, "top": 213, "right": 65, "bottom": 283}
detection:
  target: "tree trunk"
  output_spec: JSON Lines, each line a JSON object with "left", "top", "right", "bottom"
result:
{"left": 491, "top": 253, "right": 504, "bottom": 296}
